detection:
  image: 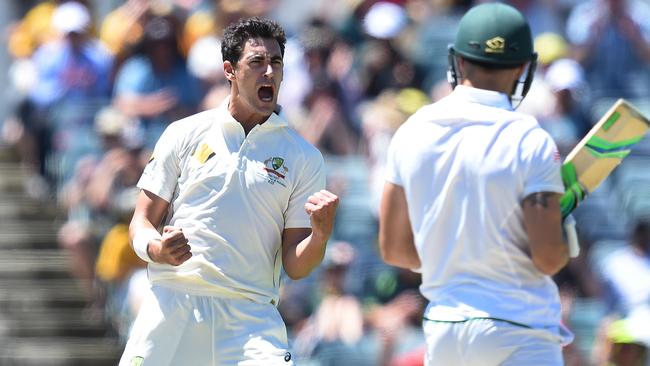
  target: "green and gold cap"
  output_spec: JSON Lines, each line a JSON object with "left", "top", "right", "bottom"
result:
{"left": 453, "top": 2, "right": 534, "bottom": 66}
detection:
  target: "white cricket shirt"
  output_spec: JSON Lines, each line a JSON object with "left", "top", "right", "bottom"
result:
{"left": 386, "top": 85, "right": 569, "bottom": 338}
{"left": 138, "top": 98, "right": 325, "bottom": 305}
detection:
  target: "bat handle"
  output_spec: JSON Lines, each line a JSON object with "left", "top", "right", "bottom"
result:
{"left": 563, "top": 214, "right": 580, "bottom": 258}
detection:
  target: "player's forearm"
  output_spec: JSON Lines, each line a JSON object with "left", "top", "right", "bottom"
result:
{"left": 523, "top": 192, "right": 570, "bottom": 275}
{"left": 379, "top": 183, "right": 421, "bottom": 270}
{"left": 284, "top": 190, "right": 339, "bottom": 279}
{"left": 129, "top": 215, "right": 159, "bottom": 242}
{"left": 129, "top": 191, "right": 171, "bottom": 263}
{"left": 129, "top": 213, "right": 162, "bottom": 263}
{"left": 282, "top": 232, "right": 328, "bottom": 280}
{"left": 379, "top": 218, "right": 421, "bottom": 270}
{"left": 531, "top": 242, "right": 569, "bottom": 275}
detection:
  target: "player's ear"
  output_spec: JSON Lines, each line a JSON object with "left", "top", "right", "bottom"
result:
{"left": 515, "top": 63, "right": 527, "bottom": 79}
{"left": 456, "top": 56, "right": 467, "bottom": 78}
{"left": 224, "top": 61, "right": 236, "bottom": 82}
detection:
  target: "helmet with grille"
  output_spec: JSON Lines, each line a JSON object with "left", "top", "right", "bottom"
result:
{"left": 447, "top": 2, "right": 538, "bottom": 100}
{"left": 453, "top": 2, "right": 534, "bottom": 66}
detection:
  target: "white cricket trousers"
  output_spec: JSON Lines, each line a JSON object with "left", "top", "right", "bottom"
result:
{"left": 119, "top": 285, "right": 294, "bottom": 366}
{"left": 423, "top": 318, "right": 565, "bottom": 366}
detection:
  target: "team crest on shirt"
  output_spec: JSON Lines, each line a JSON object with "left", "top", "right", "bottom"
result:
{"left": 131, "top": 356, "right": 144, "bottom": 366}
{"left": 259, "top": 156, "right": 288, "bottom": 187}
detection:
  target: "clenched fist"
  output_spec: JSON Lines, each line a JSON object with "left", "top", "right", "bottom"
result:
{"left": 305, "top": 189, "right": 339, "bottom": 241}
{"left": 147, "top": 226, "right": 192, "bottom": 266}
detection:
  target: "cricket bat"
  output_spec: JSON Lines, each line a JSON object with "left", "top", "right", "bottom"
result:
{"left": 560, "top": 99, "right": 650, "bottom": 218}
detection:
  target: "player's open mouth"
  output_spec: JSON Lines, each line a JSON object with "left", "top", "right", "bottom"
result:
{"left": 258, "top": 85, "right": 274, "bottom": 102}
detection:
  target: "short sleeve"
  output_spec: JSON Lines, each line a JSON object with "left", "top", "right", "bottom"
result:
{"left": 284, "top": 152, "right": 326, "bottom": 229}
{"left": 520, "top": 128, "right": 564, "bottom": 199}
{"left": 137, "top": 123, "right": 182, "bottom": 202}
{"left": 29, "top": 44, "right": 63, "bottom": 107}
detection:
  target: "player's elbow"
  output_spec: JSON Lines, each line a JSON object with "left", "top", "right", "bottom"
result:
{"left": 379, "top": 239, "right": 421, "bottom": 270}
{"left": 531, "top": 248, "right": 569, "bottom": 276}
{"left": 285, "top": 271, "right": 304, "bottom": 280}
{"left": 283, "top": 258, "right": 320, "bottom": 280}
{"left": 380, "top": 249, "right": 398, "bottom": 267}
{"left": 128, "top": 215, "right": 141, "bottom": 239}
{"left": 284, "top": 267, "right": 311, "bottom": 281}
{"left": 378, "top": 237, "right": 396, "bottom": 263}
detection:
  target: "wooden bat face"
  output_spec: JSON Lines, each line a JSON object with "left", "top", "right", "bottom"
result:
{"left": 560, "top": 99, "right": 650, "bottom": 217}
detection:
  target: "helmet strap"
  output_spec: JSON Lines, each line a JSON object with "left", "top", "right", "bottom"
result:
{"left": 521, "top": 53, "right": 538, "bottom": 98}
{"left": 511, "top": 53, "right": 538, "bottom": 109}
{"left": 447, "top": 46, "right": 459, "bottom": 89}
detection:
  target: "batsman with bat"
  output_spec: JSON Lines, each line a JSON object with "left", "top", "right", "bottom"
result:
{"left": 379, "top": 3, "right": 577, "bottom": 365}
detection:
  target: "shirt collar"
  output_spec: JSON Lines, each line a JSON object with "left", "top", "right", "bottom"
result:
{"left": 217, "top": 96, "right": 288, "bottom": 129}
{"left": 452, "top": 85, "right": 513, "bottom": 111}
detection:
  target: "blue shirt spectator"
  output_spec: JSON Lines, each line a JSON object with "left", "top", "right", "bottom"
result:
{"left": 29, "top": 2, "right": 113, "bottom": 108}
{"left": 566, "top": 0, "right": 650, "bottom": 100}
{"left": 113, "top": 14, "right": 202, "bottom": 149}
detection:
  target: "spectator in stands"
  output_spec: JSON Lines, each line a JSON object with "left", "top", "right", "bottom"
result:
{"left": 99, "top": 0, "right": 149, "bottom": 57}
{"left": 20, "top": 1, "right": 113, "bottom": 189}
{"left": 186, "top": 34, "right": 230, "bottom": 110}
{"left": 292, "top": 240, "right": 425, "bottom": 365}
{"left": 538, "top": 58, "right": 590, "bottom": 154}
{"left": 7, "top": 0, "right": 63, "bottom": 60}
{"left": 112, "top": 12, "right": 202, "bottom": 149}
{"left": 598, "top": 219, "right": 650, "bottom": 316}
{"left": 296, "top": 80, "right": 358, "bottom": 156}
{"left": 367, "top": 288, "right": 425, "bottom": 366}
{"left": 30, "top": 1, "right": 113, "bottom": 110}
{"left": 566, "top": 0, "right": 650, "bottom": 102}
{"left": 358, "top": 2, "right": 423, "bottom": 98}
{"left": 95, "top": 189, "right": 149, "bottom": 341}
{"left": 359, "top": 88, "right": 429, "bottom": 217}
{"left": 519, "top": 34, "right": 590, "bottom": 153}
{"left": 517, "top": 32, "right": 568, "bottom": 125}
{"left": 289, "top": 18, "right": 360, "bottom": 154}
{"left": 591, "top": 218, "right": 650, "bottom": 365}
{"left": 292, "top": 241, "right": 366, "bottom": 363}
{"left": 505, "top": 0, "right": 564, "bottom": 37}
{"left": 57, "top": 106, "right": 146, "bottom": 311}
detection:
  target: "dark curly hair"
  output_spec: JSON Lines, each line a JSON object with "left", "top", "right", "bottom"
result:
{"left": 221, "top": 17, "right": 286, "bottom": 66}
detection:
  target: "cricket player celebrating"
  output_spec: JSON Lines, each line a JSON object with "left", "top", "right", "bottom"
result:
{"left": 120, "top": 17, "right": 338, "bottom": 365}
{"left": 379, "top": 3, "right": 577, "bottom": 365}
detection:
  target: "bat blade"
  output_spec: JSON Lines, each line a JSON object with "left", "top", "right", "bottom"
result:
{"left": 560, "top": 99, "right": 650, "bottom": 217}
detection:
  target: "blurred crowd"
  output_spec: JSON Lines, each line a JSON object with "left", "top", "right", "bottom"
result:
{"left": 1, "top": 0, "right": 650, "bottom": 365}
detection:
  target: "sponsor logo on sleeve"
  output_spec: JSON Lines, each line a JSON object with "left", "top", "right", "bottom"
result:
{"left": 193, "top": 143, "right": 216, "bottom": 164}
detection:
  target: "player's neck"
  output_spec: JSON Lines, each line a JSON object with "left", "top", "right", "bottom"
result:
{"left": 227, "top": 98, "right": 271, "bottom": 135}
{"left": 461, "top": 78, "right": 512, "bottom": 95}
